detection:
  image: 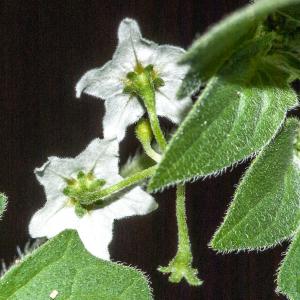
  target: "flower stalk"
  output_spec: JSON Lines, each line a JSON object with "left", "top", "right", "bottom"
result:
{"left": 70, "top": 165, "right": 157, "bottom": 205}
{"left": 125, "top": 65, "right": 167, "bottom": 152}
{"left": 135, "top": 119, "right": 161, "bottom": 162}
{"left": 158, "top": 184, "right": 202, "bottom": 286}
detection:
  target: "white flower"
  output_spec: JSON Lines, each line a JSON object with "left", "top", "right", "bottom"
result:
{"left": 76, "top": 18, "right": 192, "bottom": 141}
{"left": 29, "top": 138, "right": 157, "bottom": 260}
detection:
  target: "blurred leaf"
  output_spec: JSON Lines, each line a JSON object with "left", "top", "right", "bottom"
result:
{"left": 210, "top": 118, "right": 300, "bottom": 251}
{"left": 277, "top": 227, "right": 300, "bottom": 300}
{"left": 0, "top": 193, "right": 7, "bottom": 219}
{"left": 149, "top": 37, "right": 298, "bottom": 191}
{"left": 278, "top": 3, "right": 300, "bottom": 23}
{"left": 267, "top": 51, "right": 300, "bottom": 80}
{"left": 178, "top": 0, "right": 300, "bottom": 98}
{"left": 0, "top": 230, "right": 152, "bottom": 300}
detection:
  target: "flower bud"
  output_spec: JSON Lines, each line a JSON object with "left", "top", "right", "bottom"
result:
{"left": 135, "top": 119, "right": 153, "bottom": 145}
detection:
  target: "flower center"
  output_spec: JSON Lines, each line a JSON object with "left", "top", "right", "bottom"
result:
{"left": 123, "top": 63, "right": 165, "bottom": 97}
{"left": 63, "top": 171, "right": 106, "bottom": 217}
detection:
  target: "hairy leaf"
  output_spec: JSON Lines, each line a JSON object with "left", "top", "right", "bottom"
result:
{"left": 0, "top": 193, "right": 7, "bottom": 219}
{"left": 149, "top": 38, "right": 298, "bottom": 191}
{"left": 0, "top": 230, "right": 152, "bottom": 300}
{"left": 278, "top": 3, "right": 300, "bottom": 23}
{"left": 277, "top": 227, "right": 300, "bottom": 300}
{"left": 267, "top": 52, "right": 300, "bottom": 81}
{"left": 178, "top": 0, "right": 300, "bottom": 98}
{"left": 210, "top": 118, "right": 300, "bottom": 251}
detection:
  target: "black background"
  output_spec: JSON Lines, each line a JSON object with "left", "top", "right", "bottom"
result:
{"left": 0, "top": 1, "right": 289, "bottom": 299}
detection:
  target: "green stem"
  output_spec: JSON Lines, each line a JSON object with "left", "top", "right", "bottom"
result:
{"left": 142, "top": 143, "right": 161, "bottom": 162}
{"left": 148, "top": 109, "right": 167, "bottom": 152}
{"left": 158, "top": 184, "right": 202, "bottom": 286}
{"left": 137, "top": 73, "right": 167, "bottom": 152}
{"left": 176, "top": 184, "right": 192, "bottom": 254}
{"left": 77, "top": 165, "right": 157, "bottom": 205}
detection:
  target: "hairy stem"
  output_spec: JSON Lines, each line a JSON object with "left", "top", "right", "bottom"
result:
{"left": 142, "top": 143, "right": 161, "bottom": 162}
{"left": 176, "top": 184, "right": 191, "bottom": 254}
{"left": 77, "top": 165, "right": 157, "bottom": 205}
{"left": 137, "top": 73, "right": 167, "bottom": 152}
{"left": 158, "top": 184, "right": 202, "bottom": 286}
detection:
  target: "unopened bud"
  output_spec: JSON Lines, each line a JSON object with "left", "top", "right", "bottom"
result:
{"left": 135, "top": 119, "right": 153, "bottom": 145}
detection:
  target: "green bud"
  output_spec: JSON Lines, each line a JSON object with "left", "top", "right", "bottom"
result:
{"left": 77, "top": 171, "right": 85, "bottom": 179}
{"left": 135, "top": 119, "right": 153, "bottom": 145}
{"left": 63, "top": 186, "right": 72, "bottom": 196}
{"left": 75, "top": 203, "right": 87, "bottom": 218}
{"left": 89, "top": 179, "right": 106, "bottom": 190}
{"left": 123, "top": 63, "right": 164, "bottom": 98}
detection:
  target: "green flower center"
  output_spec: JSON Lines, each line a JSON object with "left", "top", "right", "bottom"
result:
{"left": 123, "top": 63, "right": 165, "bottom": 97}
{"left": 63, "top": 171, "right": 106, "bottom": 217}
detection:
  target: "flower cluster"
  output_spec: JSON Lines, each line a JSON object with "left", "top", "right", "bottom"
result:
{"left": 29, "top": 18, "right": 190, "bottom": 260}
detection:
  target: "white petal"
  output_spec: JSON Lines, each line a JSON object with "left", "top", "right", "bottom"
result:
{"left": 75, "top": 60, "right": 124, "bottom": 99}
{"left": 102, "top": 186, "right": 158, "bottom": 220}
{"left": 114, "top": 19, "right": 158, "bottom": 72}
{"left": 75, "top": 138, "right": 119, "bottom": 182}
{"left": 34, "top": 157, "right": 81, "bottom": 202}
{"left": 150, "top": 45, "right": 188, "bottom": 80}
{"left": 103, "top": 94, "right": 145, "bottom": 141}
{"left": 29, "top": 206, "right": 78, "bottom": 238}
{"left": 118, "top": 18, "right": 142, "bottom": 43}
{"left": 35, "top": 139, "right": 119, "bottom": 198}
{"left": 78, "top": 211, "right": 114, "bottom": 260}
{"left": 113, "top": 39, "right": 158, "bottom": 73}
{"left": 156, "top": 82, "right": 192, "bottom": 124}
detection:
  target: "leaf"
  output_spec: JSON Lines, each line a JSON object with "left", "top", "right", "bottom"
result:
{"left": 0, "top": 193, "right": 7, "bottom": 219}
{"left": 278, "top": 3, "right": 300, "bottom": 23}
{"left": 267, "top": 51, "right": 300, "bottom": 81}
{"left": 210, "top": 118, "right": 300, "bottom": 251}
{"left": 0, "top": 230, "right": 152, "bottom": 300}
{"left": 277, "top": 227, "right": 300, "bottom": 300}
{"left": 149, "top": 37, "right": 298, "bottom": 191}
{"left": 178, "top": 0, "right": 300, "bottom": 98}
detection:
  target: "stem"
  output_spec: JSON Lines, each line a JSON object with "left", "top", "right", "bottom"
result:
{"left": 148, "top": 108, "right": 167, "bottom": 152}
{"left": 77, "top": 165, "right": 157, "bottom": 205}
{"left": 142, "top": 143, "right": 161, "bottom": 162}
{"left": 176, "top": 184, "right": 192, "bottom": 254}
{"left": 138, "top": 73, "right": 167, "bottom": 152}
{"left": 158, "top": 184, "right": 202, "bottom": 286}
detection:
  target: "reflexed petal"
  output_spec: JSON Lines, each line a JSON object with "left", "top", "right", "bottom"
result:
{"left": 103, "top": 94, "right": 145, "bottom": 141}
{"left": 78, "top": 211, "right": 114, "bottom": 260}
{"left": 29, "top": 206, "right": 78, "bottom": 238}
{"left": 75, "top": 60, "right": 124, "bottom": 99}
{"left": 156, "top": 83, "right": 192, "bottom": 123}
{"left": 103, "top": 186, "right": 158, "bottom": 220}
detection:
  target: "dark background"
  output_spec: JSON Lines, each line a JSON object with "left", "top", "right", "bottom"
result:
{"left": 0, "top": 0, "right": 289, "bottom": 299}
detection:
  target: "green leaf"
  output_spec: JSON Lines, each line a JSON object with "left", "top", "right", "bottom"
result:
{"left": 178, "top": 0, "right": 300, "bottom": 98}
{"left": 268, "top": 51, "right": 300, "bottom": 81}
{"left": 0, "top": 193, "right": 7, "bottom": 219}
{"left": 277, "top": 227, "right": 300, "bottom": 300}
{"left": 278, "top": 3, "right": 300, "bottom": 23}
{"left": 149, "top": 37, "right": 298, "bottom": 191}
{"left": 210, "top": 118, "right": 300, "bottom": 251}
{"left": 0, "top": 230, "right": 152, "bottom": 300}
